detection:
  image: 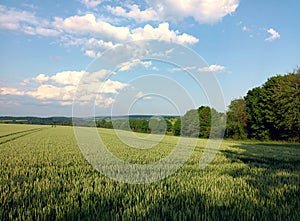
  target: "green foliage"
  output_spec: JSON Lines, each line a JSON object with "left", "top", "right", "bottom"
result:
{"left": 245, "top": 71, "right": 300, "bottom": 141}
{"left": 181, "top": 109, "right": 199, "bottom": 137}
{"left": 97, "top": 118, "right": 175, "bottom": 135}
{"left": 0, "top": 124, "right": 299, "bottom": 220}
{"left": 173, "top": 118, "right": 181, "bottom": 136}
{"left": 165, "top": 119, "right": 173, "bottom": 133}
{"left": 179, "top": 106, "right": 224, "bottom": 138}
{"left": 198, "top": 106, "right": 211, "bottom": 138}
{"left": 226, "top": 98, "right": 248, "bottom": 139}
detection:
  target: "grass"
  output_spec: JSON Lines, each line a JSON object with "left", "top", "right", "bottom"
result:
{"left": 0, "top": 124, "right": 299, "bottom": 220}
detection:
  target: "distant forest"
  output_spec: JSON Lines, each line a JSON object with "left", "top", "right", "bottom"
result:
{"left": 1, "top": 69, "right": 299, "bottom": 142}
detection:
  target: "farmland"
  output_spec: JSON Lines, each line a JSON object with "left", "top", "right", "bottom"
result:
{"left": 0, "top": 124, "right": 299, "bottom": 220}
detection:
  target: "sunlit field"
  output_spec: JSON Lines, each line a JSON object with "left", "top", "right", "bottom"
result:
{"left": 0, "top": 124, "right": 299, "bottom": 220}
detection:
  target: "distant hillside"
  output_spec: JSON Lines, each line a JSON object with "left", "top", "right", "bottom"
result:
{"left": 0, "top": 115, "right": 180, "bottom": 127}
{"left": 0, "top": 116, "right": 73, "bottom": 126}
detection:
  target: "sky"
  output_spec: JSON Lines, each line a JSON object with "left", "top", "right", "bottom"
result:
{"left": 0, "top": 0, "right": 299, "bottom": 117}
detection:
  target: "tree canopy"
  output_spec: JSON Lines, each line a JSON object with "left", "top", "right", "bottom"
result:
{"left": 226, "top": 69, "right": 300, "bottom": 142}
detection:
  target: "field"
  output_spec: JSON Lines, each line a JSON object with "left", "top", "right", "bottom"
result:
{"left": 0, "top": 124, "right": 299, "bottom": 220}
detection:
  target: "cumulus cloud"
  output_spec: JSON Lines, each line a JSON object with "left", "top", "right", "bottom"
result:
{"left": 199, "top": 65, "right": 225, "bottom": 72}
{"left": 108, "top": 1, "right": 239, "bottom": 24}
{"left": 33, "top": 74, "right": 49, "bottom": 83}
{"left": 53, "top": 14, "right": 131, "bottom": 41}
{"left": 27, "top": 84, "right": 62, "bottom": 100}
{"left": 0, "top": 87, "right": 25, "bottom": 96}
{"left": 265, "top": 28, "right": 280, "bottom": 42}
{"left": 1, "top": 70, "right": 126, "bottom": 108}
{"left": 95, "top": 95, "right": 115, "bottom": 108}
{"left": 131, "top": 22, "right": 199, "bottom": 44}
{"left": 50, "top": 71, "right": 85, "bottom": 85}
{"left": 107, "top": 4, "right": 159, "bottom": 22}
{"left": 100, "top": 79, "right": 127, "bottom": 94}
{"left": 54, "top": 14, "right": 198, "bottom": 44}
{"left": 0, "top": 5, "right": 199, "bottom": 57}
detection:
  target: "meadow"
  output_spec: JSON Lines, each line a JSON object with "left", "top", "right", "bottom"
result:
{"left": 0, "top": 124, "right": 299, "bottom": 220}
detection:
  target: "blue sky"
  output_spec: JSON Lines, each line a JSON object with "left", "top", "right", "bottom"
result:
{"left": 0, "top": 0, "right": 299, "bottom": 117}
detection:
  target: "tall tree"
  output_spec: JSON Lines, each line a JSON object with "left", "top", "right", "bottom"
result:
{"left": 173, "top": 118, "right": 181, "bottom": 136}
{"left": 198, "top": 106, "right": 211, "bottom": 138}
{"left": 245, "top": 70, "right": 300, "bottom": 141}
{"left": 226, "top": 98, "right": 248, "bottom": 139}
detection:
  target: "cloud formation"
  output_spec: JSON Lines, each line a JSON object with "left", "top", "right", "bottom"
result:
{"left": 108, "top": 0, "right": 239, "bottom": 24}
{"left": 199, "top": 65, "right": 225, "bottom": 72}
{"left": 265, "top": 28, "right": 280, "bottom": 42}
{"left": 0, "top": 70, "right": 127, "bottom": 108}
{"left": 0, "top": 4, "right": 199, "bottom": 58}
{"left": 107, "top": 5, "right": 159, "bottom": 22}
{"left": 79, "top": 0, "right": 104, "bottom": 8}
{"left": 0, "top": 5, "right": 59, "bottom": 36}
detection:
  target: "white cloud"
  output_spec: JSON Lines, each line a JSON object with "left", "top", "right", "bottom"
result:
{"left": 108, "top": 4, "right": 159, "bottom": 22}
{"left": 20, "top": 79, "right": 30, "bottom": 86}
{"left": 95, "top": 96, "right": 115, "bottom": 108}
{"left": 0, "top": 87, "right": 25, "bottom": 96}
{"left": 199, "top": 65, "right": 225, "bottom": 72}
{"left": 0, "top": 5, "right": 199, "bottom": 57}
{"left": 82, "top": 38, "right": 118, "bottom": 57}
{"left": 169, "top": 66, "right": 197, "bottom": 73}
{"left": 135, "top": 91, "right": 144, "bottom": 98}
{"left": 100, "top": 79, "right": 127, "bottom": 94}
{"left": 147, "top": 0, "right": 239, "bottom": 24}
{"left": 131, "top": 22, "right": 199, "bottom": 44}
{"left": 35, "top": 27, "right": 60, "bottom": 36}
{"left": 2, "top": 69, "right": 124, "bottom": 108}
{"left": 134, "top": 91, "right": 152, "bottom": 100}
{"left": 0, "top": 5, "right": 38, "bottom": 30}
{"left": 54, "top": 14, "right": 198, "bottom": 45}
{"left": 50, "top": 70, "right": 85, "bottom": 85}
{"left": 80, "top": 0, "right": 104, "bottom": 8}
{"left": 60, "top": 101, "right": 73, "bottom": 106}
{"left": 118, "top": 59, "right": 152, "bottom": 72}
{"left": 53, "top": 14, "right": 131, "bottom": 41}
{"left": 33, "top": 74, "right": 49, "bottom": 83}
{"left": 27, "top": 84, "right": 62, "bottom": 100}
{"left": 0, "top": 5, "right": 59, "bottom": 36}
{"left": 242, "top": 26, "right": 248, "bottom": 31}
{"left": 85, "top": 50, "right": 96, "bottom": 57}
{"left": 265, "top": 28, "right": 280, "bottom": 42}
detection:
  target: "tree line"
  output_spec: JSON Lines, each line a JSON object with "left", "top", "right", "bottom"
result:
{"left": 226, "top": 69, "right": 299, "bottom": 142}
{"left": 97, "top": 69, "right": 299, "bottom": 142}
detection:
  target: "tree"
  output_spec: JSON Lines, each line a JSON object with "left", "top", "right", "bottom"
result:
{"left": 226, "top": 98, "right": 248, "bottom": 139}
{"left": 245, "top": 87, "right": 270, "bottom": 140}
{"left": 166, "top": 119, "right": 173, "bottom": 133}
{"left": 181, "top": 109, "right": 199, "bottom": 137}
{"left": 245, "top": 70, "right": 300, "bottom": 141}
{"left": 198, "top": 106, "right": 211, "bottom": 138}
{"left": 173, "top": 118, "right": 181, "bottom": 136}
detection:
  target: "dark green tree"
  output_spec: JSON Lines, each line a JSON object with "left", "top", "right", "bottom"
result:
{"left": 245, "top": 70, "right": 300, "bottom": 141}
{"left": 165, "top": 119, "right": 173, "bottom": 133}
{"left": 198, "top": 106, "right": 211, "bottom": 138}
{"left": 173, "top": 118, "right": 181, "bottom": 136}
{"left": 226, "top": 98, "right": 248, "bottom": 139}
{"left": 181, "top": 109, "right": 199, "bottom": 137}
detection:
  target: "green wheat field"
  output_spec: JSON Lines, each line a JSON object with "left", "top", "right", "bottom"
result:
{"left": 0, "top": 124, "right": 299, "bottom": 220}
